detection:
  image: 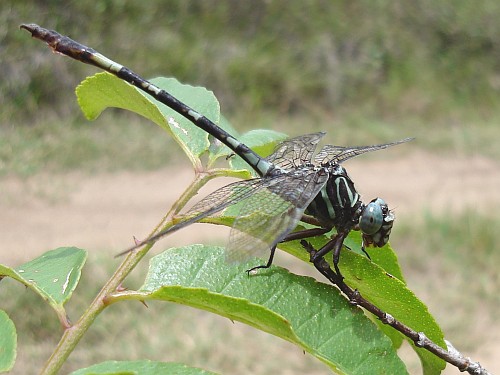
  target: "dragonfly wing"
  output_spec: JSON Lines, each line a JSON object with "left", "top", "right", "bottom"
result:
{"left": 226, "top": 167, "right": 329, "bottom": 263}
{"left": 314, "top": 138, "right": 414, "bottom": 165}
{"left": 226, "top": 189, "right": 301, "bottom": 262}
{"left": 134, "top": 178, "right": 267, "bottom": 248}
{"left": 187, "top": 178, "right": 264, "bottom": 217}
{"left": 266, "top": 132, "right": 326, "bottom": 170}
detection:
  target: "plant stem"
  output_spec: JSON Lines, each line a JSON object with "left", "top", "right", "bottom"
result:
{"left": 39, "top": 170, "right": 222, "bottom": 374}
{"left": 301, "top": 241, "right": 492, "bottom": 375}
{"left": 40, "top": 246, "right": 148, "bottom": 375}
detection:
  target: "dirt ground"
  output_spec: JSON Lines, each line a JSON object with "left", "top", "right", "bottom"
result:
{"left": 1, "top": 150, "right": 499, "bottom": 373}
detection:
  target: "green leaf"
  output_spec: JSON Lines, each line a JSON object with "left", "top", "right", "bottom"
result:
{"left": 341, "top": 232, "right": 405, "bottom": 350}
{"left": 114, "top": 245, "right": 407, "bottom": 375}
{"left": 340, "top": 250, "right": 446, "bottom": 375}
{"left": 178, "top": 214, "right": 444, "bottom": 374}
{"left": 316, "top": 230, "right": 445, "bottom": 374}
{"left": 277, "top": 231, "right": 445, "bottom": 374}
{"left": 224, "top": 129, "right": 287, "bottom": 175}
{"left": 0, "top": 247, "right": 87, "bottom": 322}
{"left": 146, "top": 76, "right": 222, "bottom": 159}
{"left": 0, "top": 310, "right": 16, "bottom": 372}
{"left": 76, "top": 73, "right": 167, "bottom": 126}
{"left": 77, "top": 73, "right": 229, "bottom": 168}
{"left": 76, "top": 73, "right": 288, "bottom": 176}
{"left": 171, "top": 197, "right": 442, "bottom": 373}
{"left": 239, "top": 129, "right": 288, "bottom": 157}
{"left": 343, "top": 231, "right": 406, "bottom": 282}
{"left": 70, "top": 360, "right": 218, "bottom": 375}
{"left": 76, "top": 73, "right": 215, "bottom": 166}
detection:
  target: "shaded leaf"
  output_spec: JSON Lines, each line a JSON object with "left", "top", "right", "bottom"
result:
{"left": 0, "top": 310, "right": 16, "bottom": 372}
{"left": 177, "top": 215, "right": 444, "bottom": 373}
{"left": 0, "top": 247, "right": 86, "bottom": 321}
{"left": 70, "top": 360, "right": 218, "bottom": 375}
{"left": 319, "top": 231, "right": 445, "bottom": 374}
{"left": 340, "top": 249, "right": 446, "bottom": 375}
{"left": 263, "top": 230, "right": 445, "bottom": 374}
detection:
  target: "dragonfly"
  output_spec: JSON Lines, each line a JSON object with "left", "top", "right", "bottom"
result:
{"left": 22, "top": 24, "right": 413, "bottom": 275}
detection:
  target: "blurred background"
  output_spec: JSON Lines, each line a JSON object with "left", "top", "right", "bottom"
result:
{"left": 1, "top": 1, "right": 499, "bottom": 374}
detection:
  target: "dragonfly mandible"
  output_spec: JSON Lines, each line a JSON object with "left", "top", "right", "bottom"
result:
{"left": 22, "top": 24, "right": 413, "bottom": 275}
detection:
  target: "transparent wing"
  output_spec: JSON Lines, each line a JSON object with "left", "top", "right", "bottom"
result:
{"left": 187, "top": 178, "right": 264, "bottom": 216}
{"left": 226, "top": 167, "right": 329, "bottom": 263}
{"left": 266, "top": 132, "right": 326, "bottom": 170}
{"left": 122, "top": 178, "right": 268, "bottom": 253}
{"left": 314, "top": 137, "right": 414, "bottom": 165}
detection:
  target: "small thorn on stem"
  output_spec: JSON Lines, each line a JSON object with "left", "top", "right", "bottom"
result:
{"left": 381, "top": 313, "right": 395, "bottom": 324}
{"left": 349, "top": 289, "right": 361, "bottom": 306}
{"left": 415, "top": 332, "right": 427, "bottom": 347}
{"left": 115, "top": 283, "right": 127, "bottom": 293}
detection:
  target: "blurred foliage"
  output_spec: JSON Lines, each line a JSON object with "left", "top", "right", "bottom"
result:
{"left": 394, "top": 211, "right": 499, "bottom": 349}
{"left": 398, "top": 211, "right": 499, "bottom": 297}
{"left": 3, "top": 0, "right": 500, "bottom": 126}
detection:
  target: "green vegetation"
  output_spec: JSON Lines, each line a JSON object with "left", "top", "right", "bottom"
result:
{"left": 2, "top": 3, "right": 499, "bottom": 374}
{"left": 395, "top": 211, "right": 500, "bottom": 346}
{"left": 3, "top": 2, "right": 500, "bottom": 177}
{"left": 0, "top": 254, "right": 330, "bottom": 374}
{"left": 3, "top": 1, "right": 500, "bottom": 178}
{"left": 0, "top": 72, "right": 446, "bottom": 375}
{"left": 0, "top": 115, "right": 182, "bottom": 177}
{"left": 4, "top": 1, "right": 500, "bottom": 124}
{"left": 1, "top": 210, "right": 495, "bottom": 374}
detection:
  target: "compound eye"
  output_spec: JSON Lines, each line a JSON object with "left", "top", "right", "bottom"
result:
{"left": 360, "top": 199, "right": 385, "bottom": 235}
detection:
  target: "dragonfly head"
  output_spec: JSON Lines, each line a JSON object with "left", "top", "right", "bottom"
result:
{"left": 358, "top": 198, "right": 394, "bottom": 247}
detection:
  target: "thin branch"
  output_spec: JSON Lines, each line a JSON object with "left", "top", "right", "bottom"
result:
{"left": 39, "top": 172, "right": 219, "bottom": 374}
{"left": 301, "top": 240, "right": 491, "bottom": 375}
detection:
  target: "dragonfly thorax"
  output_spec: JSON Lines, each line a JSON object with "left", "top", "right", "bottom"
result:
{"left": 305, "top": 165, "right": 362, "bottom": 230}
{"left": 304, "top": 164, "right": 395, "bottom": 250}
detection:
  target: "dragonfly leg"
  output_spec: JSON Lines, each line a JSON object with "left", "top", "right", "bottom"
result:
{"left": 246, "top": 227, "right": 331, "bottom": 274}
{"left": 283, "top": 227, "right": 331, "bottom": 242}
{"left": 308, "top": 229, "right": 350, "bottom": 277}
{"left": 246, "top": 245, "right": 277, "bottom": 274}
{"left": 301, "top": 240, "right": 344, "bottom": 284}
{"left": 360, "top": 242, "right": 372, "bottom": 260}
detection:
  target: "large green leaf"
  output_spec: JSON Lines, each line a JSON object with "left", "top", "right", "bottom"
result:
{"left": 340, "top": 249, "right": 446, "bottom": 375}
{"left": 76, "top": 73, "right": 283, "bottom": 173}
{"left": 281, "top": 233, "right": 445, "bottom": 375}
{"left": 113, "top": 245, "right": 407, "bottom": 375}
{"left": 160, "top": 189, "right": 444, "bottom": 373}
{"left": 0, "top": 310, "right": 16, "bottom": 372}
{"left": 76, "top": 73, "right": 216, "bottom": 166}
{"left": 70, "top": 360, "right": 218, "bottom": 375}
{"left": 0, "top": 247, "right": 87, "bottom": 323}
